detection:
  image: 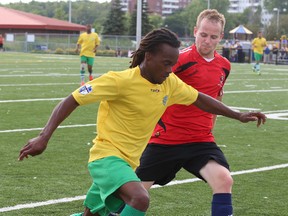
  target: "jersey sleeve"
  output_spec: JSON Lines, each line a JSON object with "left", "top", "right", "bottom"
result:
{"left": 167, "top": 73, "right": 198, "bottom": 106}
{"left": 72, "top": 72, "right": 119, "bottom": 105}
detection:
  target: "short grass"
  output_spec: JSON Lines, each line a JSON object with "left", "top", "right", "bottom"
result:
{"left": 0, "top": 52, "right": 288, "bottom": 216}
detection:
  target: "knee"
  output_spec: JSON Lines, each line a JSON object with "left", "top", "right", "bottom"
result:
{"left": 80, "top": 63, "right": 86, "bottom": 71}
{"left": 128, "top": 189, "right": 150, "bottom": 211}
{"left": 221, "top": 173, "right": 234, "bottom": 188}
{"left": 215, "top": 172, "right": 234, "bottom": 192}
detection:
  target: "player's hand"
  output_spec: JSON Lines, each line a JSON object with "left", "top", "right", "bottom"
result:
{"left": 18, "top": 136, "right": 48, "bottom": 161}
{"left": 238, "top": 112, "right": 267, "bottom": 127}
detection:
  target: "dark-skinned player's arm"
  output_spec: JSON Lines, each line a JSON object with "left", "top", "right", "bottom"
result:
{"left": 193, "top": 92, "right": 266, "bottom": 127}
{"left": 18, "top": 95, "right": 79, "bottom": 161}
{"left": 211, "top": 95, "right": 222, "bottom": 130}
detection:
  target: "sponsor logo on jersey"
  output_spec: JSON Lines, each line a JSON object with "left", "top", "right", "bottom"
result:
{"left": 150, "top": 88, "right": 160, "bottom": 92}
{"left": 79, "top": 84, "right": 92, "bottom": 95}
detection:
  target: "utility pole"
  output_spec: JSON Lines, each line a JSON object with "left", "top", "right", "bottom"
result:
{"left": 136, "top": 0, "right": 142, "bottom": 49}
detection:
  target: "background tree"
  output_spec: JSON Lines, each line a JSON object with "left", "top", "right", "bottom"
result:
{"left": 166, "top": 0, "right": 230, "bottom": 37}
{"left": 102, "top": 0, "right": 127, "bottom": 35}
{"left": 264, "top": 0, "right": 288, "bottom": 39}
{"left": 264, "top": 0, "right": 288, "bottom": 12}
{"left": 149, "top": 14, "right": 163, "bottom": 29}
{"left": 163, "top": 10, "right": 188, "bottom": 37}
{"left": 54, "top": 6, "right": 67, "bottom": 21}
{"left": 129, "top": 1, "right": 153, "bottom": 36}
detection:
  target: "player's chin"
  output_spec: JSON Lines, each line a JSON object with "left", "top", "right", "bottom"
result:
{"left": 159, "top": 76, "right": 169, "bottom": 84}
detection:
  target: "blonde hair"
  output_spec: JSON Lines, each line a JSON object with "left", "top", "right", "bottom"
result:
{"left": 196, "top": 9, "right": 226, "bottom": 33}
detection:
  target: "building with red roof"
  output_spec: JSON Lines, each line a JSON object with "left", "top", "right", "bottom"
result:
{"left": 0, "top": 6, "right": 86, "bottom": 34}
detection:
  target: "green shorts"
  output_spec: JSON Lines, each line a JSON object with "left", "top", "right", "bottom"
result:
{"left": 254, "top": 52, "right": 263, "bottom": 61}
{"left": 80, "top": 56, "right": 95, "bottom": 66}
{"left": 84, "top": 156, "right": 140, "bottom": 216}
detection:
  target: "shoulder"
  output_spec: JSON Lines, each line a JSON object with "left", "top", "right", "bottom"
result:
{"left": 215, "top": 53, "right": 231, "bottom": 69}
{"left": 178, "top": 45, "right": 196, "bottom": 60}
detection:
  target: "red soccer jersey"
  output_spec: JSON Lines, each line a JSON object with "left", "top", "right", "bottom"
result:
{"left": 149, "top": 44, "right": 231, "bottom": 144}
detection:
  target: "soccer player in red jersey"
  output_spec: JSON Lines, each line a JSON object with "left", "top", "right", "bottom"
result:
{"left": 136, "top": 9, "right": 235, "bottom": 216}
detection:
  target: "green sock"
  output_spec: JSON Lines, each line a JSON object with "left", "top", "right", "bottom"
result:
{"left": 120, "top": 204, "right": 145, "bottom": 216}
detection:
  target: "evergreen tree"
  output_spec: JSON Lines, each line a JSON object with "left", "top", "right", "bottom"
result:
{"left": 102, "top": 0, "right": 127, "bottom": 35}
{"left": 129, "top": 1, "right": 153, "bottom": 36}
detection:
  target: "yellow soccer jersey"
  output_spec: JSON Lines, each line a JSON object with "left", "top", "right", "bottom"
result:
{"left": 72, "top": 66, "right": 198, "bottom": 169}
{"left": 77, "top": 32, "right": 100, "bottom": 57}
{"left": 252, "top": 37, "right": 267, "bottom": 54}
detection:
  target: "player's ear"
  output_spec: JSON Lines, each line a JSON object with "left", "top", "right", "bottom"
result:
{"left": 220, "top": 32, "right": 224, "bottom": 40}
{"left": 145, "top": 51, "right": 153, "bottom": 61}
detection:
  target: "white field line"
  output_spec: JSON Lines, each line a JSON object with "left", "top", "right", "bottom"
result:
{"left": 1, "top": 109, "right": 287, "bottom": 134}
{"left": 1, "top": 89, "right": 288, "bottom": 104}
{"left": 224, "top": 89, "right": 288, "bottom": 94}
{"left": 0, "top": 83, "right": 78, "bottom": 87}
{"left": 0, "top": 163, "right": 287, "bottom": 213}
{"left": 0, "top": 124, "right": 96, "bottom": 133}
{"left": 0, "top": 73, "right": 103, "bottom": 77}
{"left": 0, "top": 98, "right": 64, "bottom": 103}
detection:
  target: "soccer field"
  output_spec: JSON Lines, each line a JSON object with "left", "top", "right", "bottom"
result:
{"left": 0, "top": 52, "right": 288, "bottom": 216}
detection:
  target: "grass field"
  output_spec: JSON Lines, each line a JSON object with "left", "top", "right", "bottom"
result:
{"left": 0, "top": 52, "right": 288, "bottom": 216}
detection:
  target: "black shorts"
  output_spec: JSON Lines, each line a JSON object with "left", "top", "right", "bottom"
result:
{"left": 136, "top": 142, "right": 229, "bottom": 186}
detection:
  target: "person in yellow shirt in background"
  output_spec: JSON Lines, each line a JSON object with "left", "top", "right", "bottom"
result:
{"left": 251, "top": 31, "right": 267, "bottom": 75}
{"left": 76, "top": 24, "right": 100, "bottom": 86}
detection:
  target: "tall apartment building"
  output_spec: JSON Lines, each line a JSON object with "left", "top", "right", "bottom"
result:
{"left": 228, "top": 0, "right": 272, "bottom": 25}
{"left": 117, "top": 0, "right": 192, "bottom": 16}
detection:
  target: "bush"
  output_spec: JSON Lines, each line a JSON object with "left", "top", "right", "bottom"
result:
{"left": 54, "top": 48, "right": 64, "bottom": 54}
{"left": 97, "top": 49, "right": 116, "bottom": 57}
{"left": 66, "top": 48, "right": 77, "bottom": 55}
{"left": 31, "top": 49, "right": 52, "bottom": 54}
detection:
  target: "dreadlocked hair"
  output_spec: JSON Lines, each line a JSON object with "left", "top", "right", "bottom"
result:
{"left": 129, "top": 28, "right": 181, "bottom": 68}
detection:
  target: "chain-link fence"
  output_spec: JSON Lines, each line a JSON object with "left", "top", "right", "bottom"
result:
{"left": 5, "top": 33, "right": 287, "bottom": 65}
{"left": 2, "top": 33, "right": 196, "bottom": 57}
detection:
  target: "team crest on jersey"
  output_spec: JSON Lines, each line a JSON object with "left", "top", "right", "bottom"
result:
{"left": 79, "top": 84, "right": 92, "bottom": 95}
{"left": 162, "top": 95, "right": 168, "bottom": 106}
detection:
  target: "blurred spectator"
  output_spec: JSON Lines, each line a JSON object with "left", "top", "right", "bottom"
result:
{"left": 0, "top": 34, "right": 4, "bottom": 52}
{"left": 263, "top": 46, "right": 271, "bottom": 64}
{"left": 116, "top": 48, "right": 122, "bottom": 57}
{"left": 222, "top": 40, "right": 231, "bottom": 60}
{"left": 235, "top": 41, "right": 244, "bottom": 63}
{"left": 280, "top": 35, "right": 287, "bottom": 49}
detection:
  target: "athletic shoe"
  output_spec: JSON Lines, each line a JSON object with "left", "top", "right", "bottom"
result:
{"left": 81, "top": 81, "right": 85, "bottom": 86}
{"left": 89, "top": 75, "right": 94, "bottom": 81}
{"left": 70, "top": 213, "right": 83, "bottom": 216}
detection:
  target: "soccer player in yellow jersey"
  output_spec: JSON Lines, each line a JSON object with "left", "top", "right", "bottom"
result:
{"left": 252, "top": 31, "right": 267, "bottom": 75}
{"left": 76, "top": 24, "right": 100, "bottom": 85}
{"left": 19, "top": 28, "right": 266, "bottom": 216}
